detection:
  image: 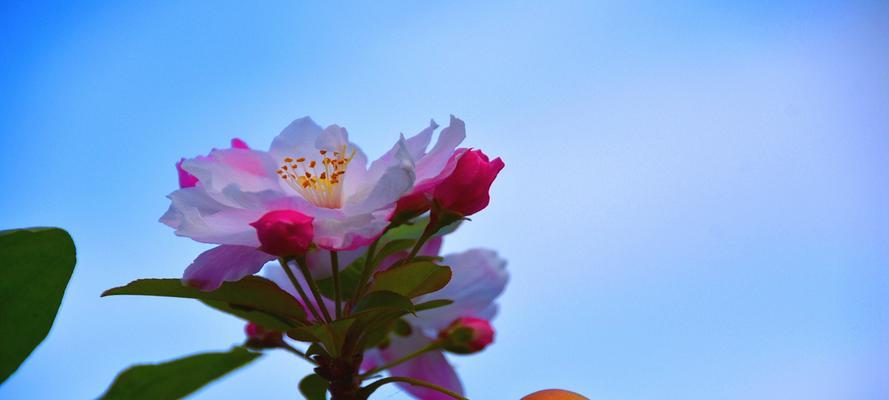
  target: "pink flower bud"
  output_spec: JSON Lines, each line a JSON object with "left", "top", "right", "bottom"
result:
{"left": 244, "top": 322, "right": 283, "bottom": 348}
{"left": 438, "top": 316, "right": 495, "bottom": 354}
{"left": 432, "top": 149, "right": 504, "bottom": 217}
{"left": 250, "top": 210, "right": 314, "bottom": 257}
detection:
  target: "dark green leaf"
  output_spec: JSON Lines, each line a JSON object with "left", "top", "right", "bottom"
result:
{"left": 384, "top": 217, "right": 461, "bottom": 242}
{"left": 393, "top": 319, "right": 413, "bottom": 336}
{"left": 370, "top": 239, "right": 415, "bottom": 266}
{"left": 299, "top": 374, "right": 328, "bottom": 400}
{"left": 315, "top": 240, "right": 415, "bottom": 301}
{"left": 369, "top": 261, "right": 452, "bottom": 298}
{"left": 316, "top": 257, "right": 364, "bottom": 300}
{"left": 314, "top": 217, "right": 458, "bottom": 301}
{"left": 99, "top": 347, "right": 260, "bottom": 400}
{"left": 287, "top": 319, "right": 355, "bottom": 356}
{"left": 0, "top": 227, "right": 76, "bottom": 384}
{"left": 305, "top": 343, "right": 329, "bottom": 359}
{"left": 352, "top": 290, "right": 415, "bottom": 315}
{"left": 414, "top": 299, "right": 454, "bottom": 312}
{"left": 103, "top": 277, "right": 307, "bottom": 330}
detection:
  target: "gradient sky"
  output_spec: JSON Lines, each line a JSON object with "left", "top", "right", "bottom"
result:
{"left": 1, "top": 1, "right": 888, "bottom": 399}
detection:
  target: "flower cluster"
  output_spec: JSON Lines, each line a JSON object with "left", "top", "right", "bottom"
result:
{"left": 154, "top": 116, "right": 506, "bottom": 399}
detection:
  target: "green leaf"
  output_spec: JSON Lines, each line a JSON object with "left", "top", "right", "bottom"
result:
{"left": 384, "top": 216, "right": 461, "bottom": 242}
{"left": 103, "top": 277, "right": 307, "bottom": 330}
{"left": 352, "top": 290, "right": 415, "bottom": 315}
{"left": 314, "top": 217, "right": 459, "bottom": 301}
{"left": 370, "top": 239, "right": 415, "bottom": 266}
{"left": 393, "top": 319, "right": 413, "bottom": 336}
{"left": 299, "top": 374, "right": 329, "bottom": 400}
{"left": 316, "top": 257, "right": 364, "bottom": 300}
{"left": 99, "top": 347, "right": 260, "bottom": 400}
{"left": 0, "top": 227, "right": 76, "bottom": 384}
{"left": 287, "top": 319, "right": 355, "bottom": 356}
{"left": 369, "top": 261, "right": 452, "bottom": 298}
{"left": 414, "top": 299, "right": 454, "bottom": 312}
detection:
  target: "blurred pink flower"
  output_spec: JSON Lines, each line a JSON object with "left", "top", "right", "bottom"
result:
{"left": 363, "top": 248, "right": 508, "bottom": 400}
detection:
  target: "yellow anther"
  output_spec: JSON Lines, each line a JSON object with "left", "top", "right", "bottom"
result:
{"left": 278, "top": 145, "right": 355, "bottom": 209}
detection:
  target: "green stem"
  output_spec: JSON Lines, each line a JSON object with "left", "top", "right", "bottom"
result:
{"left": 278, "top": 258, "right": 324, "bottom": 323}
{"left": 351, "top": 235, "right": 382, "bottom": 307}
{"left": 330, "top": 251, "right": 342, "bottom": 319}
{"left": 360, "top": 342, "right": 439, "bottom": 379}
{"left": 360, "top": 376, "right": 467, "bottom": 400}
{"left": 280, "top": 342, "right": 316, "bottom": 365}
{"left": 295, "top": 255, "right": 333, "bottom": 323}
{"left": 399, "top": 224, "right": 435, "bottom": 268}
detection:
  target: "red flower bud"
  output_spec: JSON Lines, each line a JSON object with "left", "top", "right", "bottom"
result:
{"left": 432, "top": 149, "right": 504, "bottom": 217}
{"left": 438, "top": 316, "right": 495, "bottom": 354}
{"left": 250, "top": 210, "right": 314, "bottom": 257}
{"left": 244, "top": 322, "right": 283, "bottom": 348}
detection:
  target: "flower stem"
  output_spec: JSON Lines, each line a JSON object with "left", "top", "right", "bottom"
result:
{"left": 295, "top": 255, "right": 333, "bottom": 323}
{"left": 399, "top": 223, "right": 435, "bottom": 268}
{"left": 359, "top": 342, "right": 439, "bottom": 379}
{"left": 351, "top": 235, "right": 381, "bottom": 307}
{"left": 280, "top": 342, "right": 316, "bottom": 365}
{"left": 278, "top": 257, "right": 324, "bottom": 323}
{"left": 330, "top": 250, "right": 342, "bottom": 319}
{"left": 359, "top": 376, "right": 467, "bottom": 400}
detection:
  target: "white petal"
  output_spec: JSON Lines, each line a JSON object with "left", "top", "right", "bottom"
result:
{"left": 414, "top": 115, "right": 465, "bottom": 182}
{"left": 312, "top": 209, "right": 391, "bottom": 251}
{"left": 315, "top": 124, "right": 350, "bottom": 151}
{"left": 344, "top": 137, "right": 415, "bottom": 214}
{"left": 269, "top": 117, "right": 324, "bottom": 162}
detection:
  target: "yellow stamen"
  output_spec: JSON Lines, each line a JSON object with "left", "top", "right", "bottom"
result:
{"left": 278, "top": 145, "right": 355, "bottom": 209}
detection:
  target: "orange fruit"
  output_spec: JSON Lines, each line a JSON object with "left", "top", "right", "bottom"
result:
{"left": 521, "top": 389, "right": 588, "bottom": 400}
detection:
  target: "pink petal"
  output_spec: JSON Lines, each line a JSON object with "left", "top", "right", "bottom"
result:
{"left": 230, "top": 138, "right": 249, "bottom": 149}
{"left": 379, "top": 331, "right": 464, "bottom": 400}
{"left": 182, "top": 245, "right": 275, "bottom": 291}
{"left": 414, "top": 115, "right": 465, "bottom": 182}
{"left": 345, "top": 137, "right": 415, "bottom": 215}
{"left": 176, "top": 158, "right": 200, "bottom": 188}
{"left": 312, "top": 210, "right": 392, "bottom": 251}
{"left": 181, "top": 148, "right": 280, "bottom": 194}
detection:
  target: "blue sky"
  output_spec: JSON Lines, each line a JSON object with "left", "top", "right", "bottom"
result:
{"left": 1, "top": 1, "right": 888, "bottom": 399}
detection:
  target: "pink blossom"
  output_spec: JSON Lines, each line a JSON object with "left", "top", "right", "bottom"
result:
{"left": 161, "top": 118, "right": 417, "bottom": 290}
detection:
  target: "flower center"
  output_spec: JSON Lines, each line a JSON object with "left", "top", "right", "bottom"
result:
{"left": 277, "top": 146, "right": 355, "bottom": 209}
